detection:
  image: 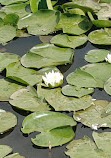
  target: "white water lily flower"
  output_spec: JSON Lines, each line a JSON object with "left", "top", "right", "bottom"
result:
{"left": 105, "top": 53, "right": 111, "bottom": 63}
{"left": 42, "top": 70, "right": 63, "bottom": 88}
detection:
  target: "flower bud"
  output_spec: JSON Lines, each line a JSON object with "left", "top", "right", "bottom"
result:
{"left": 105, "top": 53, "right": 111, "bottom": 63}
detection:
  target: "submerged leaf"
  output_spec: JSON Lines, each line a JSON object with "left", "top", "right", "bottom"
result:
{"left": 0, "top": 109, "right": 17, "bottom": 133}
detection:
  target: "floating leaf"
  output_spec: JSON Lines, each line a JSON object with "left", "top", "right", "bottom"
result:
{"left": 100, "top": 0, "right": 111, "bottom": 2}
{"left": 62, "top": 85, "right": 94, "bottom": 98}
{"left": 0, "top": 25, "right": 16, "bottom": 44}
{"left": 0, "top": 52, "right": 20, "bottom": 72}
{"left": 88, "top": 28, "right": 111, "bottom": 45}
{"left": 50, "top": 34, "right": 87, "bottom": 48}
{"left": 0, "top": 109, "right": 17, "bottom": 133}
{"left": 6, "top": 61, "right": 59, "bottom": 86}
{"left": 37, "top": 87, "right": 93, "bottom": 111}
{"left": 31, "top": 126, "right": 74, "bottom": 147}
{"left": 1, "top": 2, "right": 30, "bottom": 18}
{"left": 18, "top": 10, "right": 60, "bottom": 35}
{"left": 21, "top": 111, "right": 76, "bottom": 133}
{"left": 65, "top": 136, "right": 104, "bottom": 158}
{"left": 21, "top": 43, "right": 74, "bottom": 68}
{"left": 84, "top": 49, "right": 109, "bottom": 63}
{"left": 5, "top": 153, "right": 25, "bottom": 158}
{"left": 81, "top": 63, "right": 111, "bottom": 84}
{"left": 68, "top": 8, "right": 85, "bottom": 15}
{"left": 0, "top": 145, "right": 12, "bottom": 158}
{"left": 9, "top": 86, "right": 50, "bottom": 112}
{"left": 56, "top": 13, "right": 92, "bottom": 35}
{"left": 3, "top": 13, "right": 19, "bottom": 26}
{"left": 101, "top": 102, "right": 111, "bottom": 117}
{"left": 66, "top": 68, "right": 103, "bottom": 88}
{"left": 104, "top": 77, "right": 111, "bottom": 95}
{"left": 93, "top": 132, "right": 111, "bottom": 157}
{"left": 0, "top": 78, "right": 24, "bottom": 101}
{"left": 74, "top": 100, "right": 111, "bottom": 130}
{"left": 0, "top": 0, "right": 28, "bottom": 5}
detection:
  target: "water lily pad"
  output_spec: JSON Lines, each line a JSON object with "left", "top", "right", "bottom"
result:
{"left": 101, "top": 102, "right": 111, "bottom": 117}
{"left": 0, "top": 0, "right": 28, "bottom": 5}
{"left": 0, "top": 52, "right": 20, "bottom": 72}
{"left": 66, "top": 68, "right": 103, "bottom": 88}
{"left": 84, "top": 49, "right": 110, "bottom": 63}
{"left": 74, "top": 100, "right": 111, "bottom": 130}
{"left": 56, "top": 13, "right": 92, "bottom": 35}
{"left": 93, "top": 132, "right": 111, "bottom": 157}
{"left": 50, "top": 34, "right": 87, "bottom": 48}
{"left": 68, "top": 8, "right": 85, "bottom": 15}
{"left": 65, "top": 136, "right": 104, "bottom": 158}
{"left": 92, "top": 19, "right": 111, "bottom": 28}
{"left": 3, "top": 13, "right": 19, "bottom": 26}
{"left": 31, "top": 126, "right": 74, "bottom": 147}
{"left": 9, "top": 86, "right": 50, "bottom": 112}
{"left": 37, "top": 87, "right": 93, "bottom": 111}
{"left": 0, "top": 25, "right": 16, "bottom": 44}
{"left": 18, "top": 9, "right": 60, "bottom": 35}
{"left": 6, "top": 61, "right": 59, "bottom": 86}
{"left": 100, "top": 0, "right": 111, "bottom": 2}
{"left": 5, "top": 153, "right": 25, "bottom": 158}
{"left": 21, "top": 43, "right": 74, "bottom": 68}
{"left": 62, "top": 85, "right": 94, "bottom": 97}
{"left": 21, "top": 111, "right": 76, "bottom": 133}
{"left": 0, "top": 78, "right": 24, "bottom": 101}
{"left": 1, "top": 2, "right": 30, "bottom": 18}
{"left": 63, "top": 0, "right": 100, "bottom": 12}
{"left": 81, "top": 63, "right": 111, "bottom": 84}
{"left": 0, "top": 145, "right": 12, "bottom": 158}
{"left": 104, "top": 77, "right": 111, "bottom": 95}
{"left": 0, "top": 109, "right": 17, "bottom": 133}
{"left": 88, "top": 28, "right": 111, "bottom": 45}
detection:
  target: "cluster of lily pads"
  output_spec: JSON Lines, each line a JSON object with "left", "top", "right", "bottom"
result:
{"left": 0, "top": 0, "right": 111, "bottom": 157}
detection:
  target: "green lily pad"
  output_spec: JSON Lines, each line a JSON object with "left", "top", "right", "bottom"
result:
{"left": 21, "top": 111, "right": 76, "bottom": 133}
{"left": 104, "top": 77, "right": 111, "bottom": 95}
{"left": 0, "top": 145, "right": 12, "bottom": 158}
{"left": 68, "top": 8, "right": 85, "bottom": 15}
{"left": 65, "top": 136, "right": 104, "bottom": 158}
{"left": 0, "top": 109, "right": 17, "bottom": 133}
{"left": 62, "top": 85, "right": 94, "bottom": 98}
{"left": 50, "top": 34, "right": 87, "bottom": 49}
{"left": 0, "top": 25, "right": 16, "bottom": 44}
{"left": 1, "top": 2, "right": 30, "bottom": 18}
{"left": 0, "top": 0, "right": 28, "bottom": 5}
{"left": 0, "top": 78, "right": 24, "bottom": 101}
{"left": 88, "top": 28, "right": 111, "bottom": 45}
{"left": 101, "top": 102, "right": 111, "bottom": 117}
{"left": 74, "top": 100, "right": 111, "bottom": 130}
{"left": 21, "top": 43, "right": 74, "bottom": 68}
{"left": 9, "top": 86, "right": 50, "bottom": 112}
{"left": 66, "top": 68, "right": 103, "bottom": 88}
{"left": 63, "top": 0, "right": 100, "bottom": 12}
{"left": 0, "top": 52, "right": 20, "bottom": 72}
{"left": 31, "top": 126, "right": 74, "bottom": 147}
{"left": 3, "top": 13, "right": 19, "bottom": 26}
{"left": 18, "top": 9, "right": 60, "bottom": 35}
{"left": 37, "top": 87, "right": 93, "bottom": 111}
{"left": 0, "top": 11, "right": 6, "bottom": 19}
{"left": 56, "top": 13, "right": 92, "bottom": 35}
{"left": 5, "top": 153, "right": 25, "bottom": 158}
{"left": 81, "top": 63, "right": 111, "bottom": 84}
{"left": 84, "top": 49, "right": 110, "bottom": 63}
{"left": 93, "top": 132, "right": 111, "bottom": 157}
{"left": 100, "top": 0, "right": 111, "bottom": 2}
{"left": 6, "top": 61, "right": 59, "bottom": 86}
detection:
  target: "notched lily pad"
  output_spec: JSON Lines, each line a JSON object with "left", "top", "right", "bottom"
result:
{"left": 84, "top": 49, "right": 110, "bottom": 63}
{"left": 0, "top": 78, "right": 24, "bottom": 101}
{"left": 0, "top": 52, "right": 20, "bottom": 72}
{"left": 50, "top": 34, "right": 87, "bottom": 48}
{"left": 18, "top": 9, "right": 60, "bottom": 35}
{"left": 88, "top": 28, "right": 111, "bottom": 45}
{"left": 74, "top": 100, "right": 111, "bottom": 130}
{"left": 65, "top": 136, "right": 104, "bottom": 158}
{"left": 62, "top": 85, "right": 94, "bottom": 98}
{"left": 21, "top": 43, "right": 74, "bottom": 68}
{"left": 37, "top": 87, "right": 93, "bottom": 111}
{"left": 9, "top": 86, "right": 50, "bottom": 112}
{"left": 0, "top": 109, "right": 17, "bottom": 133}
{"left": 31, "top": 126, "right": 74, "bottom": 147}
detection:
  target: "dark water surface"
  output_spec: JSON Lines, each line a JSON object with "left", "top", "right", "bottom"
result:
{"left": 0, "top": 36, "right": 111, "bottom": 158}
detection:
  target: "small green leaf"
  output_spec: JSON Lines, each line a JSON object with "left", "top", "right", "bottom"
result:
{"left": 0, "top": 109, "right": 17, "bottom": 133}
{"left": 31, "top": 126, "right": 74, "bottom": 147}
